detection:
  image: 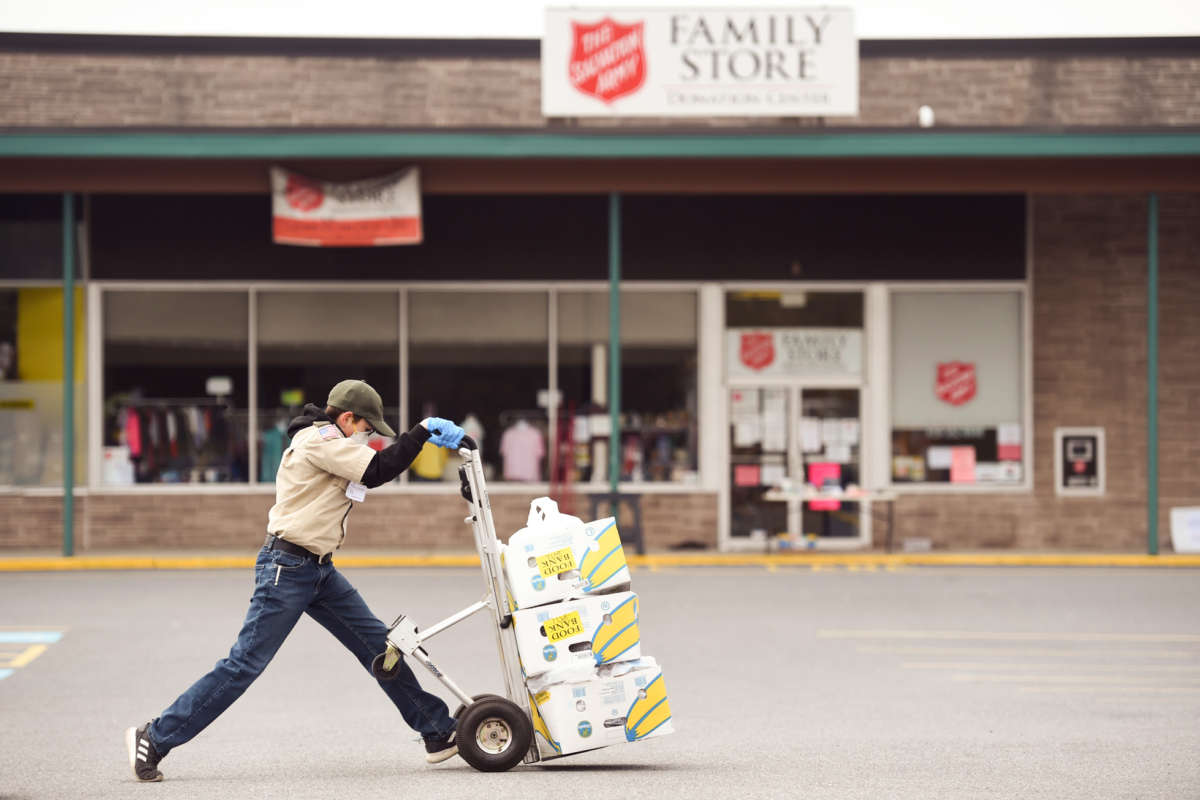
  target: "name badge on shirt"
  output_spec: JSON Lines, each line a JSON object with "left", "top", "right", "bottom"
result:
{"left": 346, "top": 482, "right": 367, "bottom": 502}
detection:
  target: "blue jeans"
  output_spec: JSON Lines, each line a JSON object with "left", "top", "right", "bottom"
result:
{"left": 148, "top": 546, "right": 454, "bottom": 756}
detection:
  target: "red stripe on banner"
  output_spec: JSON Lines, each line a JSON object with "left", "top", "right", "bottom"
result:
{"left": 273, "top": 216, "right": 422, "bottom": 246}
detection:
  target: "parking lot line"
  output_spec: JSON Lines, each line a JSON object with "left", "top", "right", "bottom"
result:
{"left": 858, "top": 644, "right": 1200, "bottom": 658}
{"left": 1017, "top": 685, "right": 1200, "bottom": 695}
{"left": 950, "top": 673, "right": 1200, "bottom": 684}
{"left": 903, "top": 661, "right": 1200, "bottom": 672}
{"left": 820, "top": 629, "right": 1200, "bottom": 643}
{"left": 7, "top": 645, "right": 48, "bottom": 669}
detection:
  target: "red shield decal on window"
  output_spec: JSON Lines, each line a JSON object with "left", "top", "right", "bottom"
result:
{"left": 285, "top": 174, "right": 324, "bottom": 213}
{"left": 740, "top": 333, "right": 776, "bottom": 371}
{"left": 936, "top": 362, "right": 977, "bottom": 406}
{"left": 568, "top": 18, "right": 646, "bottom": 104}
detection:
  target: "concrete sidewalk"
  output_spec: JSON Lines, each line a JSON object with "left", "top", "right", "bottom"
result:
{"left": 1, "top": 548, "right": 1198, "bottom": 571}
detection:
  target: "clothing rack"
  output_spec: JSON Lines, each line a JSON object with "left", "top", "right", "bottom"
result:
{"left": 497, "top": 408, "right": 575, "bottom": 427}
{"left": 122, "top": 397, "right": 231, "bottom": 408}
{"left": 497, "top": 409, "right": 548, "bottom": 427}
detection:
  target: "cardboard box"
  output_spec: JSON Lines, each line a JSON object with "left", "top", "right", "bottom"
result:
{"left": 512, "top": 592, "right": 641, "bottom": 677}
{"left": 503, "top": 497, "right": 631, "bottom": 610}
{"left": 527, "top": 660, "right": 673, "bottom": 759}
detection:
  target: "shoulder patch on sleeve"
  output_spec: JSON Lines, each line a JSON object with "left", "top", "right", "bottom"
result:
{"left": 319, "top": 425, "right": 341, "bottom": 441}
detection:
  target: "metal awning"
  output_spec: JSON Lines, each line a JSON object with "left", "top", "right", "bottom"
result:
{"left": 3, "top": 130, "right": 1200, "bottom": 159}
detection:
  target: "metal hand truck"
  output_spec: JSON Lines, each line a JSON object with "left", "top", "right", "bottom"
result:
{"left": 369, "top": 435, "right": 539, "bottom": 772}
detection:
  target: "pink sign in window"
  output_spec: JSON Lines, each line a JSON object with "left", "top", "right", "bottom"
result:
{"left": 807, "top": 462, "right": 841, "bottom": 511}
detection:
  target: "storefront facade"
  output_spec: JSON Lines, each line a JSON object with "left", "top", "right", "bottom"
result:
{"left": 1, "top": 33, "right": 1198, "bottom": 552}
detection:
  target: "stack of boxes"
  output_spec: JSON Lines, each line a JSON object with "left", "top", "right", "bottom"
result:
{"left": 502, "top": 497, "right": 674, "bottom": 759}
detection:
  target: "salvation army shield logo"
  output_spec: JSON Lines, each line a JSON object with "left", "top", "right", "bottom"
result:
{"left": 936, "top": 362, "right": 977, "bottom": 406}
{"left": 568, "top": 18, "right": 646, "bottom": 104}
{"left": 284, "top": 174, "right": 324, "bottom": 213}
{"left": 739, "top": 332, "right": 775, "bottom": 371}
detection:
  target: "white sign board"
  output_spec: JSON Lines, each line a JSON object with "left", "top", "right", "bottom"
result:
{"left": 543, "top": 7, "right": 858, "bottom": 117}
{"left": 727, "top": 328, "right": 862, "bottom": 379}
{"left": 1170, "top": 507, "right": 1200, "bottom": 553}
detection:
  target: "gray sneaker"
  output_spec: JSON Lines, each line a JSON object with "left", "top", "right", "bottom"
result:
{"left": 125, "top": 723, "right": 164, "bottom": 782}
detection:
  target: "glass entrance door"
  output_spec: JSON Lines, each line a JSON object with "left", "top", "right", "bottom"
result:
{"left": 729, "top": 387, "right": 790, "bottom": 541}
{"left": 794, "top": 388, "right": 863, "bottom": 542}
{"left": 728, "top": 385, "right": 864, "bottom": 548}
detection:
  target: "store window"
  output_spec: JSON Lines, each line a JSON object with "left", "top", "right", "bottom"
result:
{"left": 890, "top": 290, "right": 1025, "bottom": 486}
{"left": 257, "top": 291, "right": 399, "bottom": 483}
{"left": 558, "top": 290, "right": 698, "bottom": 485}
{"left": 0, "top": 287, "right": 86, "bottom": 486}
{"left": 409, "top": 291, "right": 549, "bottom": 483}
{"left": 103, "top": 291, "right": 248, "bottom": 484}
{"left": 0, "top": 195, "right": 78, "bottom": 280}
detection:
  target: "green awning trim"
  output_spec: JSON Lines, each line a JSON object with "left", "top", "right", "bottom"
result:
{"left": 1, "top": 131, "right": 1199, "bottom": 159}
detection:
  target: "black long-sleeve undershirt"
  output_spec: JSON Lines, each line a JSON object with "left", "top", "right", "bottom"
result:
{"left": 286, "top": 403, "right": 432, "bottom": 489}
{"left": 360, "top": 424, "right": 432, "bottom": 488}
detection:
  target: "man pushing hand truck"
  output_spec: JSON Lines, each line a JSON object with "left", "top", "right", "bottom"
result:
{"left": 126, "top": 379, "right": 467, "bottom": 782}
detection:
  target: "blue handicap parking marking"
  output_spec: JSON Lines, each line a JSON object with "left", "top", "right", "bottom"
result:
{"left": 0, "top": 631, "right": 63, "bottom": 644}
{"left": 0, "top": 630, "right": 66, "bottom": 680}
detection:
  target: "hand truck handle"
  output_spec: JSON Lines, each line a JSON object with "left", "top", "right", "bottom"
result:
{"left": 457, "top": 434, "right": 478, "bottom": 451}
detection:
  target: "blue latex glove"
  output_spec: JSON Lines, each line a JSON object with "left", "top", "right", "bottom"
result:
{"left": 422, "top": 417, "right": 465, "bottom": 449}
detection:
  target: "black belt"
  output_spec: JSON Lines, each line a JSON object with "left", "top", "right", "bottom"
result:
{"left": 264, "top": 534, "right": 332, "bottom": 565}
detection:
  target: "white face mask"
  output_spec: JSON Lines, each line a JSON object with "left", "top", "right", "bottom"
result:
{"left": 350, "top": 431, "right": 370, "bottom": 446}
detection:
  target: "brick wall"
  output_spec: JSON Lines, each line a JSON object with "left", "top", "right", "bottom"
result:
{"left": 1156, "top": 193, "right": 1200, "bottom": 538}
{"left": 0, "top": 490, "right": 720, "bottom": 552}
{"left": 0, "top": 495, "right": 68, "bottom": 548}
{"left": 1, "top": 50, "right": 1198, "bottom": 129}
{"left": 887, "top": 193, "right": 1200, "bottom": 552}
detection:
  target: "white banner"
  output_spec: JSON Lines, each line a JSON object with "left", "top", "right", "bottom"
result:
{"left": 543, "top": 7, "right": 857, "bottom": 117}
{"left": 727, "top": 328, "right": 862, "bottom": 378}
{"left": 270, "top": 166, "right": 422, "bottom": 247}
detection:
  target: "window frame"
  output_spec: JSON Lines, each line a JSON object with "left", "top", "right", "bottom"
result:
{"left": 882, "top": 281, "right": 1033, "bottom": 495}
{"left": 0, "top": 279, "right": 88, "bottom": 489}
{"left": 94, "top": 283, "right": 252, "bottom": 488}
{"left": 86, "top": 280, "right": 704, "bottom": 494}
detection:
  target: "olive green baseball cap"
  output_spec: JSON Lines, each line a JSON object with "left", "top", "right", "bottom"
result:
{"left": 327, "top": 379, "right": 396, "bottom": 437}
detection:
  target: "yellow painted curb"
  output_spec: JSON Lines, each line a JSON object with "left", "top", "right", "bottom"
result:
{"left": 629, "top": 553, "right": 1200, "bottom": 568}
{"left": 1, "top": 552, "right": 1199, "bottom": 571}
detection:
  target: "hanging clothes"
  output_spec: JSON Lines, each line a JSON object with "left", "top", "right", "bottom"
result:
{"left": 123, "top": 408, "right": 143, "bottom": 458}
{"left": 260, "top": 423, "right": 287, "bottom": 483}
{"left": 189, "top": 406, "right": 207, "bottom": 450}
{"left": 165, "top": 411, "right": 179, "bottom": 458}
{"left": 499, "top": 419, "right": 545, "bottom": 482}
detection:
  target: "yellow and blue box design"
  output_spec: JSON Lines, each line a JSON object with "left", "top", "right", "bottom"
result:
{"left": 512, "top": 592, "right": 641, "bottom": 678}
{"left": 527, "top": 660, "right": 673, "bottom": 759}
{"left": 504, "top": 515, "right": 631, "bottom": 610}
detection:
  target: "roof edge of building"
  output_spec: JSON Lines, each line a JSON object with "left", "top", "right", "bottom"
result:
{"left": 0, "top": 31, "right": 1198, "bottom": 59}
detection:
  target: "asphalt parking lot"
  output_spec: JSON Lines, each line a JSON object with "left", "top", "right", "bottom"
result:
{"left": 2, "top": 564, "right": 1198, "bottom": 799}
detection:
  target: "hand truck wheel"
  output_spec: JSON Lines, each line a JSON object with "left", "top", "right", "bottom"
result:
{"left": 453, "top": 693, "right": 503, "bottom": 720}
{"left": 456, "top": 697, "right": 533, "bottom": 772}
{"left": 370, "top": 649, "right": 404, "bottom": 681}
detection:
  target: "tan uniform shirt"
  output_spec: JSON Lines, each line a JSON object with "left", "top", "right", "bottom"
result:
{"left": 266, "top": 422, "right": 376, "bottom": 556}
